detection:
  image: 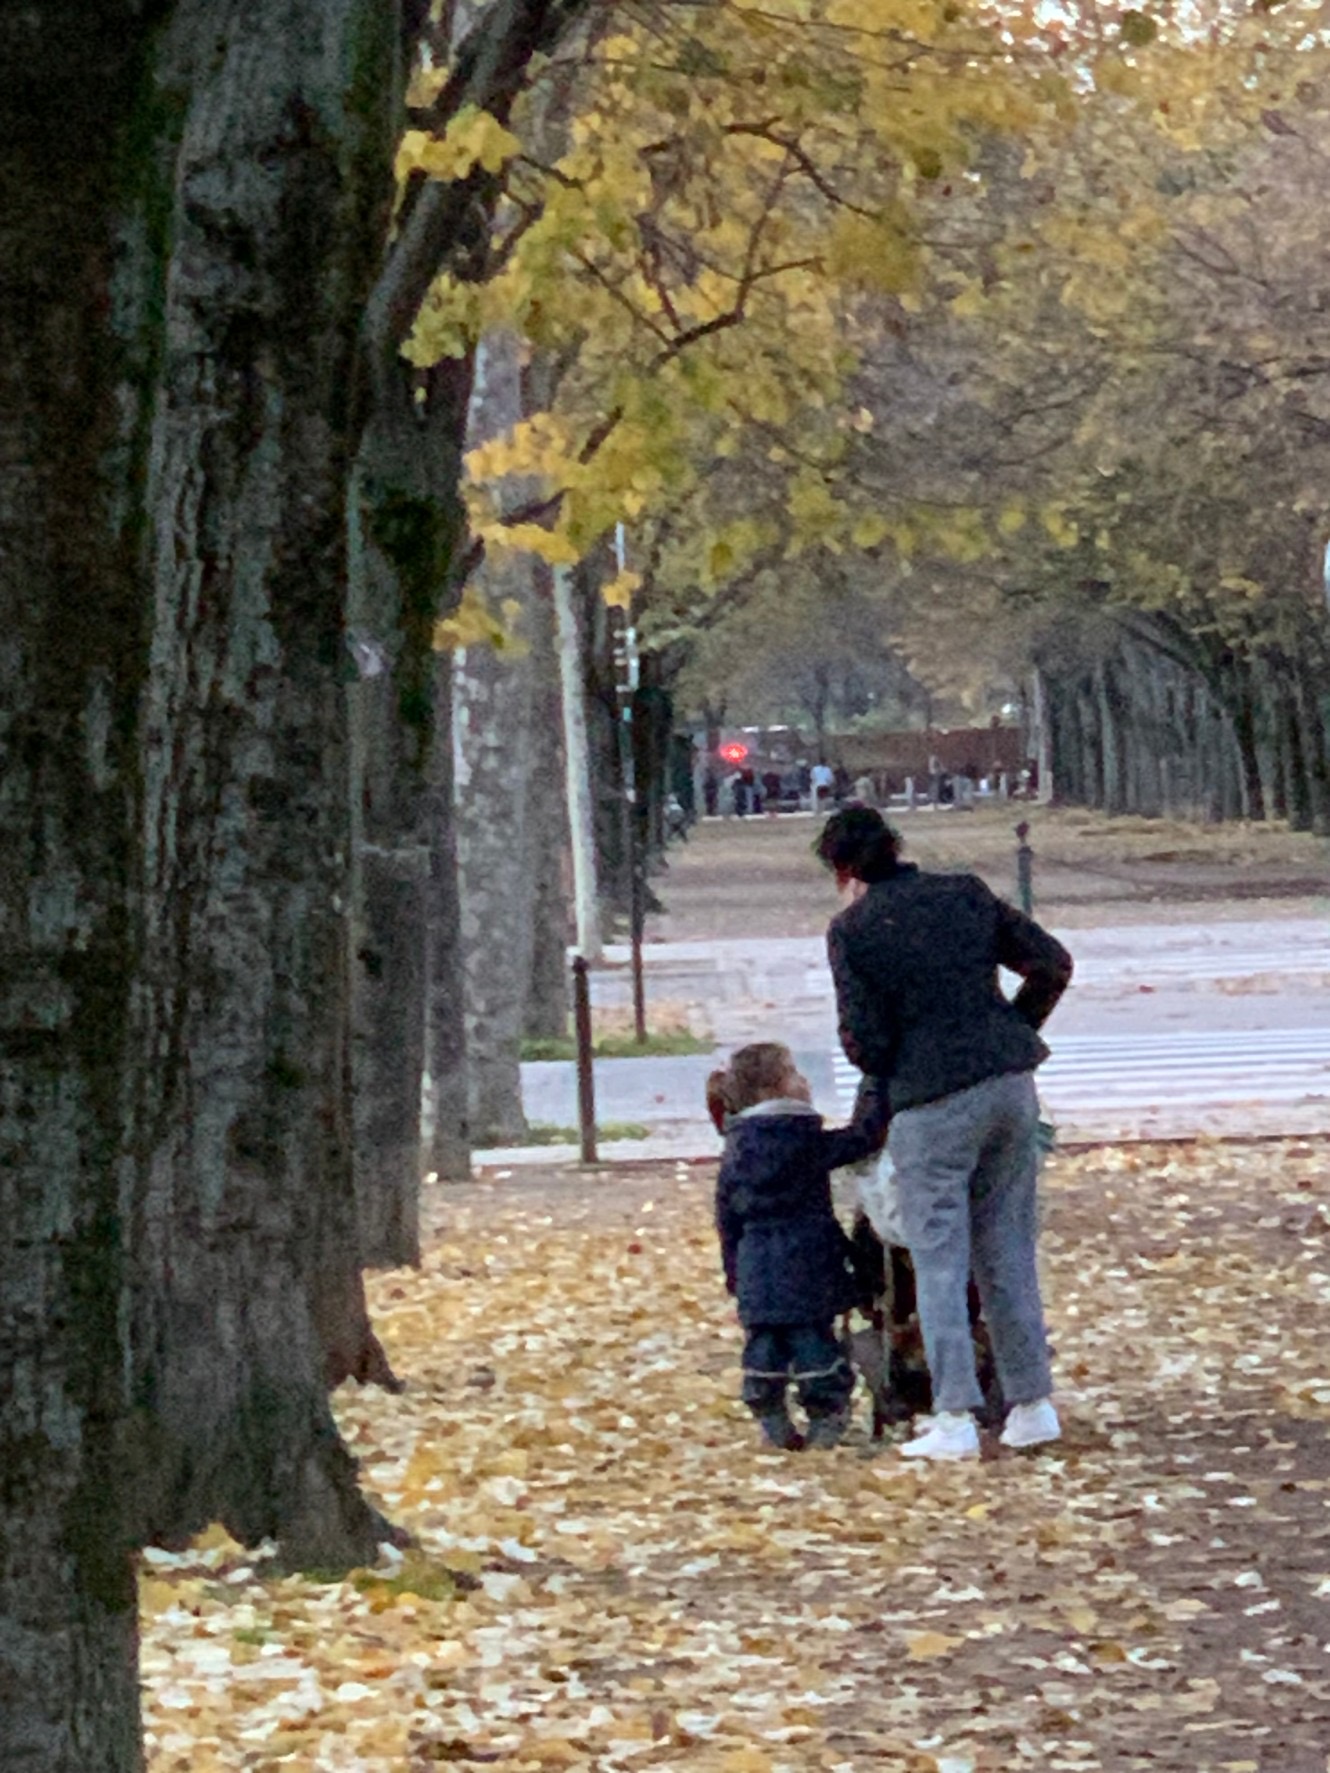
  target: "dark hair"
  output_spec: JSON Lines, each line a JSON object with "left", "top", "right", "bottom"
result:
{"left": 813, "top": 807, "right": 903, "bottom": 883}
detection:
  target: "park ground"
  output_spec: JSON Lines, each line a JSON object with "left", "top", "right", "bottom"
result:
{"left": 141, "top": 813, "right": 1330, "bottom": 1772}
{"left": 644, "top": 804, "right": 1330, "bottom": 943}
{"left": 143, "top": 1148, "right": 1330, "bottom": 1773}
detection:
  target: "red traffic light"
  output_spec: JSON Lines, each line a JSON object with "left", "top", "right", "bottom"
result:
{"left": 718, "top": 742, "right": 749, "bottom": 764}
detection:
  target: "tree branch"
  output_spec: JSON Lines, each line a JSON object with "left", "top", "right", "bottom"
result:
{"left": 364, "top": 0, "right": 596, "bottom": 369}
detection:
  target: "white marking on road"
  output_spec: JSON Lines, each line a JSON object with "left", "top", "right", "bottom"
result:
{"left": 833, "top": 1030, "right": 1330, "bottom": 1118}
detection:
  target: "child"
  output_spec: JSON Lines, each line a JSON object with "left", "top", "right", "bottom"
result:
{"left": 711, "top": 1043, "right": 886, "bottom": 1450}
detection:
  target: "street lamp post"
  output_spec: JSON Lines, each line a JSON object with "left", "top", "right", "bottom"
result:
{"left": 612, "top": 524, "right": 647, "bottom": 1043}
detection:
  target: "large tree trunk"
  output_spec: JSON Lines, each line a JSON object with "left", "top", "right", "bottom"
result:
{"left": 131, "top": 0, "right": 402, "bottom": 1570}
{"left": 455, "top": 334, "right": 544, "bottom": 1144}
{"left": 1292, "top": 654, "right": 1330, "bottom": 836}
{"left": 1093, "top": 660, "right": 1128, "bottom": 815}
{"left": 427, "top": 650, "right": 473, "bottom": 1178}
{"left": 347, "top": 351, "right": 474, "bottom": 1258}
{"left": 522, "top": 575, "right": 573, "bottom": 1043}
{"left": 1, "top": 1, "right": 401, "bottom": 1765}
{"left": 1227, "top": 661, "right": 1266, "bottom": 823}
{"left": 0, "top": 12, "right": 155, "bottom": 1761}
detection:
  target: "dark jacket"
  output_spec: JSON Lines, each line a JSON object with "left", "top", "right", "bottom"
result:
{"left": 715, "top": 1092, "right": 885, "bottom": 1329}
{"left": 828, "top": 864, "right": 1073, "bottom": 1114}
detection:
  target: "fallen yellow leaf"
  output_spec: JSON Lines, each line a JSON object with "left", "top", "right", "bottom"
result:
{"left": 906, "top": 1631, "right": 964, "bottom": 1660}
{"left": 720, "top": 1750, "right": 775, "bottom": 1773}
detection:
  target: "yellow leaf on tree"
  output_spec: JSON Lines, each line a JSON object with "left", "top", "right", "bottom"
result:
{"left": 1041, "top": 504, "right": 1079, "bottom": 548}
{"left": 601, "top": 569, "right": 642, "bottom": 610}
{"left": 950, "top": 282, "right": 987, "bottom": 318}
{"left": 491, "top": 523, "right": 582, "bottom": 566}
{"left": 827, "top": 213, "right": 920, "bottom": 296}
{"left": 433, "top": 589, "right": 524, "bottom": 654}
{"left": 397, "top": 106, "right": 521, "bottom": 185}
{"left": 851, "top": 513, "right": 890, "bottom": 550}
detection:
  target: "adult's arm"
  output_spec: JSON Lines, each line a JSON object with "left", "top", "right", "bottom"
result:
{"left": 993, "top": 893, "right": 1074, "bottom": 1028}
{"left": 819, "top": 1074, "right": 889, "bottom": 1171}
{"left": 828, "top": 920, "right": 900, "bottom": 1079}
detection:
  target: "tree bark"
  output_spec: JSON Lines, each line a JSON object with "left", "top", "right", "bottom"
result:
{"left": 1, "top": 1, "right": 401, "bottom": 1764}
{"left": 553, "top": 563, "right": 604, "bottom": 962}
{"left": 1227, "top": 662, "right": 1266, "bottom": 823}
{"left": 1095, "top": 659, "right": 1131, "bottom": 816}
{"left": 522, "top": 575, "right": 573, "bottom": 1042}
{"left": 454, "top": 335, "right": 544, "bottom": 1144}
{"left": 1292, "top": 656, "right": 1330, "bottom": 836}
{"left": 427, "top": 651, "right": 473, "bottom": 1179}
{"left": 131, "top": 0, "right": 403, "bottom": 1569}
{"left": 0, "top": 11, "right": 157, "bottom": 1761}
{"left": 346, "top": 350, "right": 474, "bottom": 1260}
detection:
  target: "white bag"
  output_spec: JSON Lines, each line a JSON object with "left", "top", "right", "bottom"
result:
{"left": 847, "top": 1101, "right": 1054, "bottom": 1254}
{"left": 856, "top": 1146, "right": 908, "bottom": 1248}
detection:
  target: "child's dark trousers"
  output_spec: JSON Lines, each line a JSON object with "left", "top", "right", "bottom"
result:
{"left": 741, "top": 1323, "right": 853, "bottom": 1419}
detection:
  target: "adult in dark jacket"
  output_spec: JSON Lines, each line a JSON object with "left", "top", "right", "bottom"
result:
{"left": 712, "top": 1042, "right": 886, "bottom": 1450}
{"left": 816, "top": 808, "right": 1073, "bottom": 1463}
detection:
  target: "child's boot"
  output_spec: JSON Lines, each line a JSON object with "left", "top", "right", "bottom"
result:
{"left": 804, "top": 1405, "right": 852, "bottom": 1450}
{"left": 755, "top": 1407, "right": 803, "bottom": 1450}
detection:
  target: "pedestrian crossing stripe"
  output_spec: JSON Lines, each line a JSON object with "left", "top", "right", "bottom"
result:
{"left": 833, "top": 1031, "right": 1330, "bottom": 1114}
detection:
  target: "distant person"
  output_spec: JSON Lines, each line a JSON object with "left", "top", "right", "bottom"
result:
{"left": 665, "top": 793, "right": 689, "bottom": 843}
{"left": 833, "top": 764, "right": 852, "bottom": 805}
{"left": 815, "top": 808, "right": 1073, "bottom": 1463}
{"left": 853, "top": 773, "right": 876, "bottom": 807}
{"left": 709, "top": 1043, "right": 886, "bottom": 1450}
{"left": 927, "top": 752, "right": 943, "bottom": 805}
{"left": 810, "top": 759, "right": 835, "bottom": 809}
{"left": 762, "top": 768, "right": 784, "bottom": 816}
{"left": 741, "top": 765, "right": 760, "bottom": 815}
{"left": 703, "top": 770, "right": 720, "bottom": 816}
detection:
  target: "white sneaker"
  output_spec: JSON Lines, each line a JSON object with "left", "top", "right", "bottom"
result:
{"left": 899, "top": 1410, "right": 980, "bottom": 1461}
{"left": 1001, "top": 1399, "right": 1061, "bottom": 1449}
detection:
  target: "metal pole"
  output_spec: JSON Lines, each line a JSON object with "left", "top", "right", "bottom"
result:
{"left": 1015, "top": 820, "right": 1034, "bottom": 915}
{"left": 572, "top": 955, "right": 597, "bottom": 1164}
{"left": 630, "top": 848, "right": 647, "bottom": 1041}
{"left": 612, "top": 528, "right": 647, "bottom": 1043}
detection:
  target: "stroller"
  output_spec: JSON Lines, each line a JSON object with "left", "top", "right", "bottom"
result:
{"left": 842, "top": 1112, "right": 1054, "bottom": 1436}
{"left": 845, "top": 1210, "right": 1002, "bottom": 1435}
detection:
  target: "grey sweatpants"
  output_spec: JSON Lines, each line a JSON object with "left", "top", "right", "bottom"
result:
{"left": 889, "top": 1070, "right": 1052, "bottom": 1414}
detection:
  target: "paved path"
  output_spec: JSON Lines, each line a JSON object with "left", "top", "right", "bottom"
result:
{"left": 591, "top": 919, "right": 1330, "bottom": 1041}
{"left": 474, "top": 917, "right": 1330, "bottom": 1164}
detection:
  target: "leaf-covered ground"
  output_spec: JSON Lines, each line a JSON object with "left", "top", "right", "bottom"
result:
{"left": 144, "top": 1142, "right": 1330, "bottom": 1772}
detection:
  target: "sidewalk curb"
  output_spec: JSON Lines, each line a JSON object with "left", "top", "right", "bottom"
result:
{"left": 465, "top": 1127, "right": 1330, "bottom": 1177}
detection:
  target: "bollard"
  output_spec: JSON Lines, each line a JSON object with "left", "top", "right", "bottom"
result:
{"left": 1015, "top": 820, "right": 1034, "bottom": 916}
{"left": 572, "top": 955, "right": 597, "bottom": 1164}
{"left": 630, "top": 841, "right": 647, "bottom": 1045}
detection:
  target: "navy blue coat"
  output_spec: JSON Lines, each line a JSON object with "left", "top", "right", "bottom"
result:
{"left": 715, "top": 1094, "right": 885, "bottom": 1329}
